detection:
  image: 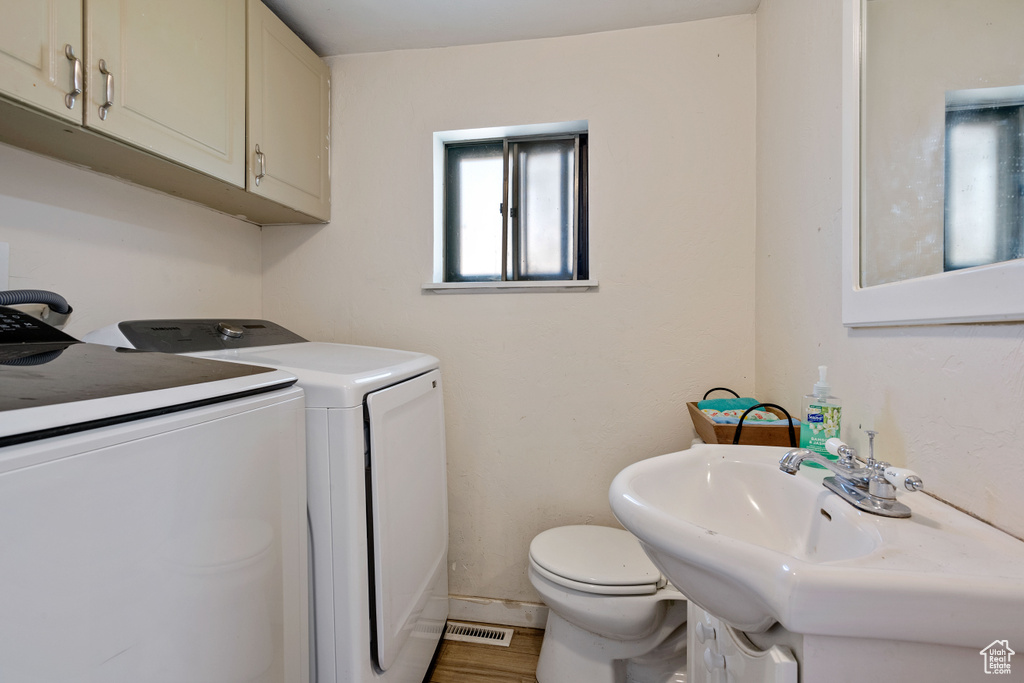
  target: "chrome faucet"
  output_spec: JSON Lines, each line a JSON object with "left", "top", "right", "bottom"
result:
{"left": 779, "top": 431, "right": 923, "bottom": 518}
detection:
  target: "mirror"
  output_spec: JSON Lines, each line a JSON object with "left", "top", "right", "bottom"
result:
{"left": 842, "top": 0, "right": 1024, "bottom": 326}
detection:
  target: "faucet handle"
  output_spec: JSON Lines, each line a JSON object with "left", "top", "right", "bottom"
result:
{"left": 883, "top": 466, "right": 924, "bottom": 492}
{"left": 825, "top": 438, "right": 857, "bottom": 465}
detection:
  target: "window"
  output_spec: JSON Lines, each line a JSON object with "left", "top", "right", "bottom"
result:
{"left": 441, "top": 130, "right": 588, "bottom": 283}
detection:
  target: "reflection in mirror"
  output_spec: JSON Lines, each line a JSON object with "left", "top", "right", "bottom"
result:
{"left": 860, "top": 0, "right": 1024, "bottom": 288}
{"left": 944, "top": 86, "right": 1024, "bottom": 272}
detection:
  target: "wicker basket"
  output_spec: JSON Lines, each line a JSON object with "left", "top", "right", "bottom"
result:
{"left": 687, "top": 395, "right": 799, "bottom": 447}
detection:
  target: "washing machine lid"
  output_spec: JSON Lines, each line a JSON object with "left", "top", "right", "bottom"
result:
{"left": 529, "top": 525, "right": 663, "bottom": 590}
{"left": 0, "top": 342, "right": 297, "bottom": 446}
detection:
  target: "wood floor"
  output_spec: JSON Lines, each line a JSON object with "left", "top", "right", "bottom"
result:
{"left": 427, "top": 623, "right": 544, "bottom": 683}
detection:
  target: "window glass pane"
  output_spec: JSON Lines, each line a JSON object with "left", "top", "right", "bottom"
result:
{"left": 445, "top": 142, "right": 504, "bottom": 281}
{"left": 516, "top": 139, "right": 574, "bottom": 280}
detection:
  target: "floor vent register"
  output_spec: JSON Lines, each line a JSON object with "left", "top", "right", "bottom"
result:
{"left": 443, "top": 621, "right": 514, "bottom": 647}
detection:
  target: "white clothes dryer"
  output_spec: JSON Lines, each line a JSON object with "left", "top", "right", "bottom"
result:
{"left": 0, "top": 307, "right": 308, "bottom": 683}
{"left": 86, "top": 319, "right": 449, "bottom": 683}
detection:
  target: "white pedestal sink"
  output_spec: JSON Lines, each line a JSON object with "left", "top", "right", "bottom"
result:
{"left": 609, "top": 444, "right": 1024, "bottom": 679}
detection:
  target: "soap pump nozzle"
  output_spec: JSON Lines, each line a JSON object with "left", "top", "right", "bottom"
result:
{"left": 813, "top": 365, "right": 831, "bottom": 398}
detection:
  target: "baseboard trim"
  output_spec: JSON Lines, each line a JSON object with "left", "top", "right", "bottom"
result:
{"left": 448, "top": 595, "right": 548, "bottom": 630}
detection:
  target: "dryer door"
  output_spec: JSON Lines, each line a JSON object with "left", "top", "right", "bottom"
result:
{"left": 366, "top": 369, "right": 448, "bottom": 672}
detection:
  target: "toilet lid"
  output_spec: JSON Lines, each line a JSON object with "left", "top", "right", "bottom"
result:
{"left": 529, "top": 526, "right": 663, "bottom": 589}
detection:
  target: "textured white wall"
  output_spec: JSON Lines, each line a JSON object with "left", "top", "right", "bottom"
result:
{"left": 0, "top": 143, "right": 264, "bottom": 337}
{"left": 755, "top": 0, "right": 1024, "bottom": 539}
{"left": 262, "top": 17, "right": 758, "bottom": 602}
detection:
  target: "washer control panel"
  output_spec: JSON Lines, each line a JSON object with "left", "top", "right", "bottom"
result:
{"left": 0, "top": 306, "right": 77, "bottom": 346}
{"left": 116, "top": 319, "right": 307, "bottom": 353}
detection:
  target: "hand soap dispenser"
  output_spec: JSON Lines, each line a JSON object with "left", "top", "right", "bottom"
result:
{"left": 799, "top": 366, "right": 841, "bottom": 458}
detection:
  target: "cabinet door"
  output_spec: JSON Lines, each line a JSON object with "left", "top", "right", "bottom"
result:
{"left": 247, "top": 0, "right": 331, "bottom": 222}
{"left": 85, "top": 0, "right": 246, "bottom": 187}
{"left": 0, "top": 0, "right": 82, "bottom": 122}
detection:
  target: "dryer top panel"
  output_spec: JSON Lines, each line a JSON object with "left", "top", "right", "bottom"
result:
{"left": 193, "top": 342, "right": 439, "bottom": 409}
{"left": 84, "top": 319, "right": 438, "bottom": 409}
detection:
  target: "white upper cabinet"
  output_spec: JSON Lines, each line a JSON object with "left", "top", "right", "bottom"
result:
{"left": 0, "top": 0, "right": 83, "bottom": 123}
{"left": 247, "top": 0, "right": 330, "bottom": 221}
{"left": 85, "top": 0, "right": 246, "bottom": 187}
{"left": 0, "top": 0, "right": 329, "bottom": 224}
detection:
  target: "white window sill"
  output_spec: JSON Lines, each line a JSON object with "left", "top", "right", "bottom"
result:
{"left": 421, "top": 280, "right": 599, "bottom": 294}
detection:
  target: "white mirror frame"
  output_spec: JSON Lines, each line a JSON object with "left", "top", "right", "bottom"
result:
{"left": 841, "top": 0, "right": 1024, "bottom": 327}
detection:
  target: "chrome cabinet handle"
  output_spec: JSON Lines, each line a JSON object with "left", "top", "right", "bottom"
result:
{"left": 98, "top": 59, "right": 114, "bottom": 120}
{"left": 254, "top": 144, "right": 266, "bottom": 186}
{"left": 64, "top": 44, "right": 82, "bottom": 109}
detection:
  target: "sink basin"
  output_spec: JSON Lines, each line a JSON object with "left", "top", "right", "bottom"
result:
{"left": 609, "top": 444, "right": 1024, "bottom": 648}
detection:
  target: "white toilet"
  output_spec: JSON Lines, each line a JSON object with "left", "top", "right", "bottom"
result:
{"left": 528, "top": 525, "right": 688, "bottom": 683}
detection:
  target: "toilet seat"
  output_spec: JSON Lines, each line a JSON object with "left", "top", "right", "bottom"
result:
{"left": 530, "top": 558, "right": 660, "bottom": 595}
{"left": 529, "top": 526, "right": 665, "bottom": 596}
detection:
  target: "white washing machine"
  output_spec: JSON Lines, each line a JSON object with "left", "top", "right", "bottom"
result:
{"left": 0, "top": 307, "right": 308, "bottom": 683}
{"left": 86, "top": 319, "right": 449, "bottom": 683}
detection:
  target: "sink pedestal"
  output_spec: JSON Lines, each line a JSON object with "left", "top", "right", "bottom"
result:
{"left": 797, "top": 633, "right": 988, "bottom": 682}
{"left": 687, "top": 603, "right": 796, "bottom": 683}
{"left": 693, "top": 605, "right": 992, "bottom": 683}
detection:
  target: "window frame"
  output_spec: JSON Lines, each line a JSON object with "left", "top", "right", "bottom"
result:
{"left": 426, "top": 121, "right": 597, "bottom": 294}
{"left": 443, "top": 132, "right": 587, "bottom": 283}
